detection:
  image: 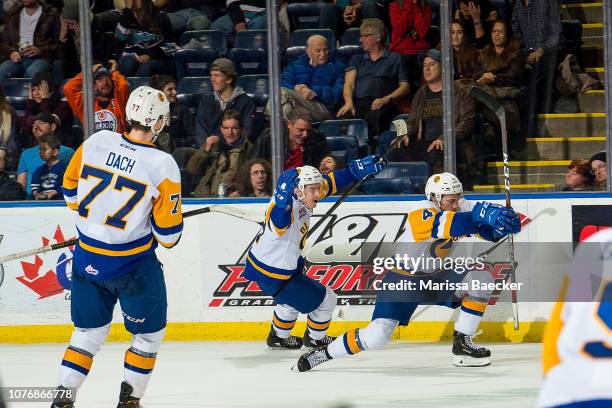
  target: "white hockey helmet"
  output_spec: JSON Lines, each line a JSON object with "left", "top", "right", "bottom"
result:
{"left": 425, "top": 172, "right": 463, "bottom": 203}
{"left": 125, "top": 86, "right": 170, "bottom": 136}
{"left": 296, "top": 165, "right": 323, "bottom": 197}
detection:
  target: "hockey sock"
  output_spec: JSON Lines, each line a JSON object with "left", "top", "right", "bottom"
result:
{"left": 123, "top": 329, "right": 165, "bottom": 398}
{"left": 58, "top": 324, "right": 110, "bottom": 392}
{"left": 271, "top": 304, "right": 299, "bottom": 338}
{"left": 456, "top": 298, "right": 487, "bottom": 335}
{"left": 327, "top": 318, "right": 398, "bottom": 358}
{"left": 306, "top": 287, "right": 337, "bottom": 340}
{"left": 327, "top": 328, "right": 365, "bottom": 358}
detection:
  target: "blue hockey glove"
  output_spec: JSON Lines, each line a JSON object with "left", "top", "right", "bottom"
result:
{"left": 472, "top": 201, "right": 517, "bottom": 232}
{"left": 477, "top": 225, "right": 505, "bottom": 242}
{"left": 274, "top": 169, "right": 299, "bottom": 209}
{"left": 348, "top": 155, "right": 386, "bottom": 180}
{"left": 501, "top": 208, "right": 521, "bottom": 234}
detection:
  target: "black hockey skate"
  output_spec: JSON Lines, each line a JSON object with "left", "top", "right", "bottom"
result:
{"left": 303, "top": 331, "right": 336, "bottom": 348}
{"left": 50, "top": 386, "right": 74, "bottom": 408}
{"left": 295, "top": 347, "right": 332, "bottom": 372}
{"left": 452, "top": 330, "right": 491, "bottom": 367}
{"left": 266, "top": 327, "right": 303, "bottom": 349}
{"left": 117, "top": 381, "right": 142, "bottom": 408}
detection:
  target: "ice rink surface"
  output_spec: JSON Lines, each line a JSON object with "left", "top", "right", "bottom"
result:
{"left": 1, "top": 341, "right": 542, "bottom": 408}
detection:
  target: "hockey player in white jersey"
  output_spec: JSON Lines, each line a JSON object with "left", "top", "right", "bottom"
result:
{"left": 296, "top": 172, "right": 521, "bottom": 371}
{"left": 245, "top": 157, "right": 385, "bottom": 349}
{"left": 538, "top": 228, "right": 612, "bottom": 407}
{"left": 52, "top": 86, "right": 183, "bottom": 408}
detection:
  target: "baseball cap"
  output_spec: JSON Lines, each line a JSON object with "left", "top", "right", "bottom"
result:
{"left": 425, "top": 49, "right": 442, "bottom": 63}
{"left": 210, "top": 58, "right": 237, "bottom": 78}
{"left": 589, "top": 151, "right": 606, "bottom": 164}
{"left": 31, "top": 112, "right": 59, "bottom": 127}
{"left": 93, "top": 66, "right": 112, "bottom": 80}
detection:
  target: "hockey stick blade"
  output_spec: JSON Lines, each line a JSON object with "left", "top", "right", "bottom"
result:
{"left": 0, "top": 204, "right": 262, "bottom": 264}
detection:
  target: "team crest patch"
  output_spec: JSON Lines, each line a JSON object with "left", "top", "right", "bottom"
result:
{"left": 158, "top": 93, "right": 165, "bottom": 102}
{"left": 434, "top": 175, "right": 441, "bottom": 183}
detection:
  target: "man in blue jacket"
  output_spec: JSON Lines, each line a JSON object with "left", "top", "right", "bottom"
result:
{"left": 267, "top": 35, "right": 344, "bottom": 122}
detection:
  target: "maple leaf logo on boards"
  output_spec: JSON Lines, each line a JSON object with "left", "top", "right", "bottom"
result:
{"left": 15, "top": 225, "right": 76, "bottom": 299}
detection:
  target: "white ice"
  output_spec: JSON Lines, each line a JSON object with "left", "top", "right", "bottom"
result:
{"left": 0, "top": 341, "right": 541, "bottom": 408}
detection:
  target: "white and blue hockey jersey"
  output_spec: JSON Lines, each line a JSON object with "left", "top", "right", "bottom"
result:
{"left": 245, "top": 168, "right": 354, "bottom": 285}
{"left": 63, "top": 130, "right": 183, "bottom": 280}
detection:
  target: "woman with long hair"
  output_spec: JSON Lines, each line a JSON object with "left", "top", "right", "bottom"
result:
{"left": 0, "top": 86, "right": 20, "bottom": 171}
{"left": 452, "top": 20, "right": 482, "bottom": 81}
{"left": 229, "top": 158, "right": 272, "bottom": 198}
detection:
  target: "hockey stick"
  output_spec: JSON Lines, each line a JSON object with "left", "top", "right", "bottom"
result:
{"left": 0, "top": 205, "right": 263, "bottom": 264}
{"left": 468, "top": 86, "right": 519, "bottom": 330}
{"left": 307, "top": 119, "right": 409, "bottom": 238}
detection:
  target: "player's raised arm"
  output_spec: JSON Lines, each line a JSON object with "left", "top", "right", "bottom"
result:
{"left": 267, "top": 168, "right": 300, "bottom": 235}
{"left": 320, "top": 155, "right": 386, "bottom": 199}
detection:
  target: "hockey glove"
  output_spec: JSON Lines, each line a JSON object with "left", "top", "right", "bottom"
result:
{"left": 348, "top": 155, "right": 386, "bottom": 180}
{"left": 477, "top": 224, "right": 505, "bottom": 242}
{"left": 274, "top": 169, "right": 299, "bottom": 209}
{"left": 471, "top": 201, "right": 518, "bottom": 232}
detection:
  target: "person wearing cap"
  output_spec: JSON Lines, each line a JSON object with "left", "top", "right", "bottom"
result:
{"left": 64, "top": 59, "right": 130, "bottom": 134}
{"left": 390, "top": 48, "right": 475, "bottom": 185}
{"left": 337, "top": 18, "right": 410, "bottom": 143}
{"left": 194, "top": 58, "right": 255, "bottom": 146}
{"left": 113, "top": 0, "right": 174, "bottom": 77}
{"left": 16, "top": 113, "right": 74, "bottom": 198}
{"left": 23, "top": 71, "right": 74, "bottom": 146}
{"left": 0, "top": 0, "right": 59, "bottom": 81}
{"left": 589, "top": 151, "right": 607, "bottom": 190}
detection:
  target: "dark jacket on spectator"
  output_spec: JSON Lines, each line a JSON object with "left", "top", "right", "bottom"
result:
{"left": 281, "top": 54, "right": 345, "bottom": 111}
{"left": 0, "top": 2, "right": 60, "bottom": 61}
{"left": 156, "top": 101, "right": 196, "bottom": 152}
{"left": 114, "top": 8, "right": 174, "bottom": 62}
{"left": 389, "top": 0, "right": 432, "bottom": 55}
{"left": 195, "top": 87, "right": 255, "bottom": 146}
{"left": 475, "top": 40, "right": 525, "bottom": 87}
{"left": 251, "top": 126, "right": 331, "bottom": 169}
{"left": 409, "top": 82, "right": 474, "bottom": 142}
{"left": 186, "top": 135, "right": 254, "bottom": 197}
{"left": 0, "top": 171, "right": 25, "bottom": 201}
{"left": 0, "top": 109, "right": 20, "bottom": 170}
{"left": 227, "top": 0, "right": 266, "bottom": 25}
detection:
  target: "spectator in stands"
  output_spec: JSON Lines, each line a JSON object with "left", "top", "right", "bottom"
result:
{"left": 17, "top": 114, "right": 74, "bottom": 198}
{"left": 474, "top": 19, "right": 525, "bottom": 152}
{"left": 251, "top": 108, "right": 330, "bottom": 170}
{"left": 195, "top": 58, "right": 255, "bottom": 146}
{"left": 319, "top": 0, "right": 387, "bottom": 38}
{"left": 391, "top": 49, "right": 475, "bottom": 181}
{"left": 23, "top": 71, "right": 74, "bottom": 147}
{"left": 338, "top": 18, "right": 410, "bottom": 144}
{"left": 0, "top": 0, "right": 59, "bottom": 81}
{"left": 454, "top": 0, "right": 498, "bottom": 48}
{"left": 561, "top": 159, "right": 594, "bottom": 191}
{"left": 54, "top": 0, "right": 87, "bottom": 83}
{"left": 0, "top": 87, "right": 20, "bottom": 171}
{"left": 319, "top": 154, "right": 342, "bottom": 175}
{"left": 150, "top": 74, "right": 196, "bottom": 153}
{"left": 388, "top": 0, "right": 432, "bottom": 94}
{"left": 452, "top": 20, "right": 481, "bottom": 81}
{"left": 155, "top": 0, "right": 222, "bottom": 34}
{"left": 272, "top": 35, "right": 344, "bottom": 122}
{"left": 30, "top": 133, "right": 65, "bottom": 200}
{"left": 512, "top": 0, "right": 562, "bottom": 120}
{"left": 64, "top": 60, "right": 130, "bottom": 134}
{"left": 187, "top": 110, "right": 254, "bottom": 197}
{"left": 0, "top": 147, "right": 25, "bottom": 200}
{"left": 589, "top": 151, "right": 607, "bottom": 191}
{"left": 113, "top": 0, "right": 174, "bottom": 76}
{"left": 210, "top": 0, "right": 266, "bottom": 45}
{"left": 229, "top": 158, "right": 272, "bottom": 198}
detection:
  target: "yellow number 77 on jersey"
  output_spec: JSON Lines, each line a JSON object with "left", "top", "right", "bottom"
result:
{"left": 78, "top": 164, "right": 148, "bottom": 230}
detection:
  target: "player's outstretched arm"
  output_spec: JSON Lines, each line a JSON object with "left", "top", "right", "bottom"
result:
{"left": 268, "top": 169, "right": 299, "bottom": 234}
{"left": 320, "top": 155, "right": 386, "bottom": 199}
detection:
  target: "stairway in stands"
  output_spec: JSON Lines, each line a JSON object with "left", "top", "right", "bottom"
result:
{"left": 474, "top": 1, "right": 606, "bottom": 193}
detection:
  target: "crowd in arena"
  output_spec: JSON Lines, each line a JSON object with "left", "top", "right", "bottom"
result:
{"left": 0, "top": 0, "right": 608, "bottom": 201}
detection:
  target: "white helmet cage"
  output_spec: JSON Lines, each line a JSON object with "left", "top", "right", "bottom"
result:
{"left": 425, "top": 172, "right": 463, "bottom": 204}
{"left": 125, "top": 86, "right": 170, "bottom": 138}
{"left": 295, "top": 165, "right": 323, "bottom": 200}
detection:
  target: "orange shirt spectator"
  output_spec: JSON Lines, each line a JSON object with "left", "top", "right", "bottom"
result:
{"left": 64, "top": 62, "right": 130, "bottom": 134}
